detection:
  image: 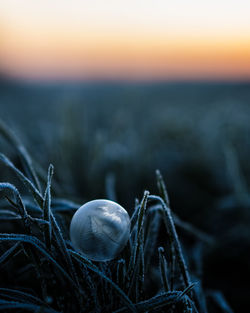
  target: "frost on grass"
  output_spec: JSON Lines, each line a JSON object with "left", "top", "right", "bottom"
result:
{"left": 0, "top": 122, "right": 233, "bottom": 313}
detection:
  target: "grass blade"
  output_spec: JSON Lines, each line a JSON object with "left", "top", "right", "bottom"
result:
{"left": 0, "top": 243, "right": 21, "bottom": 265}
{"left": 0, "top": 300, "right": 58, "bottom": 313}
{"left": 158, "top": 247, "right": 170, "bottom": 292}
{"left": 149, "top": 195, "right": 191, "bottom": 289}
{"left": 0, "top": 154, "right": 43, "bottom": 207}
{"left": 0, "top": 234, "right": 79, "bottom": 289}
{"left": 43, "top": 165, "right": 53, "bottom": 249}
{"left": 114, "top": 291, "right": 193, "bottom": 313}
{"left": 0, "top": 120, "right": 42, "bottom": 193}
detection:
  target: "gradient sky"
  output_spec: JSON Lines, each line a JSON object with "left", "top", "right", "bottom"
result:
{"left": 0, "top": 0, "right": 250, "bottom": 81}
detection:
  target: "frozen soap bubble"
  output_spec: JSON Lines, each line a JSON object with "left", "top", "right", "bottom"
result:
{"left": 70, "top": 199, "right": 130, "bottom": 262}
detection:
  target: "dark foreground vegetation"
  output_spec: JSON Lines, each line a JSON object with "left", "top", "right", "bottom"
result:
{"left": 0, "top": 79, "right": 250, "bottom": 312}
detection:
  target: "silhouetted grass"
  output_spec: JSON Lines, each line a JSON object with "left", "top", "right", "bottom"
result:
{"left": 0, "top": 121, "right": 235, "bottom": 312}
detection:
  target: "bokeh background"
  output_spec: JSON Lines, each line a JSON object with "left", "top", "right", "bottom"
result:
{"left": 1, "top": 1, "right": 250, "bottom": 312}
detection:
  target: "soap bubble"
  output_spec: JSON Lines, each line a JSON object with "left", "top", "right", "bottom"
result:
{"left": 70, "top": 199, "right": 130, "bottom": 261}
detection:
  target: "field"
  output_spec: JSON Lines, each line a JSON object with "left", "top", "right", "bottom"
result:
{"left": 0, "top": 78, "right": 250, "bottom": 312}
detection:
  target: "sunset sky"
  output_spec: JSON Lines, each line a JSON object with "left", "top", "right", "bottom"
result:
{"left": 0, "top": 0, "right": 250, "bottom": 81}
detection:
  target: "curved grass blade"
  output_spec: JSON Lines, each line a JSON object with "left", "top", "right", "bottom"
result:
{"left": 0, "top": 154, "right": 43, "bottom": 207}
{"left": 0, "top": 209, "right": 20, "bottom": 217}
{"left": 0, "top": 300, "right": 58, "bottom": 313}
{"left": 0, "top": 120, "right": 42, "bottom": 193}
{"left": 0, "top": 183, "right": 28, "bottom": 218}
{"left": 0, "top": 234, "right": 79, "bottom": 290}
{"left": 114, "top": 291, "right": 193, "bottom": 313}
{"left": 0, "top": 182, "right": 32, "bottom": 232}
{"left": 0, "top": 288, "right": 46, "bottom": 305}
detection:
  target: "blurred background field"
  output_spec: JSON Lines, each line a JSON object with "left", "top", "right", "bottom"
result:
{"left": 1, "top": 79, "right": 250, "bottom": 206}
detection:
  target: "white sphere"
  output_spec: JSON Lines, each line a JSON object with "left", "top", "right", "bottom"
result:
{"left": 70, "top": 199, "right": 130, "bottom": 261}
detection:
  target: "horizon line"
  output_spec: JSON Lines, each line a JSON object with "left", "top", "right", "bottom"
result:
{"left": 2, "top": 72, "right": 250, "bottom": 86}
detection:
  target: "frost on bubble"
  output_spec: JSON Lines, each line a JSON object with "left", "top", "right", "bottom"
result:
{"left": 70, "top": 199, "right": 130, "bottom": 261}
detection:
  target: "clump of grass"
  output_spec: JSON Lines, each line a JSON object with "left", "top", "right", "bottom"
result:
{"left": 0, "top": 122, "right": 233, "bottom": 312}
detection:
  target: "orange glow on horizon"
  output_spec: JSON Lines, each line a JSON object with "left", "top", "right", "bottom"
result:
{"left": 1, "top": 34, "right": 250, "bottom": 81}
{"left": 0, "top": 1, "right": 250, "bottom": 81}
